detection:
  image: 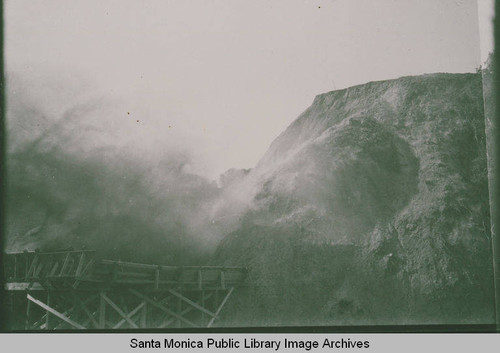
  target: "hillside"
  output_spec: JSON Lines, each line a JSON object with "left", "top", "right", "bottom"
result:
{"left": 214, "top": 72, "right": 495, "bottom": 325}
{"left": 6, "top": 71, "right": 495, "bottom": 326}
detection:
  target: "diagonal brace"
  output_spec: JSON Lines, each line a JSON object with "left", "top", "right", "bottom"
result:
{"left": 208, "top": 287, "right": 234, "bottom": 328}
{"left": 101, "top": 293, "right": 138, "bottom": 328}
{"left": 168, "top": 290, "right": 217, "bottom": 318}
{"left": 113, "top": 302, "right": 146, "bottom": 329}
{"left": 129, "top": 289, "right": 196, "bottom": 327}
{"left": 27, "top": 294, "right": 85, "bottom": 329}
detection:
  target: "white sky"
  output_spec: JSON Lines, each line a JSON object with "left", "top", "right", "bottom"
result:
{"left": 5, "top": 0, "right": 493, "bottom": 179}
{"left": 478, "top": 0, "right": 495, "bottom": 63}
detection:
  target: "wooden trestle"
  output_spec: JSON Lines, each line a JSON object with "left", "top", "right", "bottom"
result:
{"left": 3, "top": 250, "right": 247, "bottom": 330}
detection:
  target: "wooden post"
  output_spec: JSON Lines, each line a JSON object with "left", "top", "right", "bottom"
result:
{"left": 128, "top": 289, "right": 196, "bottom": 327}
{"left": 141, "top": 303, "right": 147, "bottom": 328}
{"left": 45, "top": 292, "right": 50, "bottom": 330}
{"left": 50, "top": 262, "right": 59, "bottom": 277}
{"left": 27, "top": 294, "right": 85, "bottom": 329}
{"left": 49, "top": 295, "right": 98, "bottom": 330}
{"left": 24, "top": 252, "right": 29, "bottom": 279}
{"left": 111, "top": 302, "right": 144, "bottom": 329}
{"left": 27, "top": 254, "right": 39, "bottom": 279}
{"left": 99, "top": 292, "right": 106, "bottom": 329}
{"left": 177, "top": 297, "right": 181, "bottom": 328}
{"left": 34, "top": 261, "right": 44, "bottom": 278}
{"left": 207, "top": 287, "right": 234, "bottom": 328}
{"left": 24, "top": 292, "right": 31, "bottom": 330}
{"left": 168, "top": 290, "right": 217, "bottom": 318}
{"left": 220, "top": 270, "right": 226, "bottom": 289}
{"left": 75, "top": 252, "right": 86, "bottom": 277}
{"left": 214, "top": 290, "right": 219, "bottom": 314}
{"left": 102, "top": 293, "right": 139, "bottom": 328}
{"left": 155, "top": 267, "right": 160, "bottom": 290}
{"left": 59, "top": 253, "right": 70, "bottom": 277}
{"left": 147, "top": 305, "right": 152, "bottom": 328}
{"left": 74, "top": 294, "right": 99, "bottom": 329}
{"left": 201, "top": 291, "right": 205, "bottom": 326}
{"left": 14, "top": 254, "right": 17, "bottom": 279}
{"left": 73, "top": 258, "right": 94, "bottom": 289}
{"left": 8, "top": 292, "right": 14, "bottom": 313}
{"left": 119, "top": 295, "right": 129, "bottom": 319}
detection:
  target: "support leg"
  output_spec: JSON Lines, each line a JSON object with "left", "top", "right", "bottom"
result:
{"left": 141, "top": 303, "right": 147, "bottom": 328}
{"left": 45, "top": 292, "right": 50, "bottom": 330}
{"left": 201, "top": 291, "right": 205, "bottom": 326}
{"left": 24, "top": 292, "right": 31, "bottom": 330}
{"left": 176, "top": 297, "right": 182, "bottom": 328}
{"left": 99, "top": 292, "right": 106, "bottom": 329}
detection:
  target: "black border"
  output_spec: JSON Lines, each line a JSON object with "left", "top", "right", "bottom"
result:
{"left": 0, "top": 0, "right": 7, "bottom": 334}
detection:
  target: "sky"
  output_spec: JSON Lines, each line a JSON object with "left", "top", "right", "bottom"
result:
{"left": 5, "top": 0, "right": 494, "bottom": 179}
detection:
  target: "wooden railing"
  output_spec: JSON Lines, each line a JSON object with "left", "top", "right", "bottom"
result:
{"left": 96, "top": 260, "right": 247, "bottom": 290}
{"left": 3, "top": 250, "right": 96, "bottom": 285}
{"left": 4, "top": 250, "right": 247, "bottom": 291}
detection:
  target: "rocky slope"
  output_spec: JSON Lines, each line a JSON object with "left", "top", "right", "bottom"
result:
{"left": 215, "top": 72, "right": 495, "bottom": 325}
{"left": 6, "top": 71, "right": 495, "bottom": 326}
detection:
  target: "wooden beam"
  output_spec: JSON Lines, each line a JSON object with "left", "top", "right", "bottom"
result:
{"left": 34, "top": 262, "right": 44, "bottom": 278}
{"left": 24, "top": 297, "right": 31, "bottom": 330}
{"left": 6, "top": 250, "right": 95, "bottom": 256}
{"left": 49, "top": 262, "right": 59, "bottom": 277}
{"left": 99, "top": 259, "right": 245, "bottom": 271}
{"left": 112, "top": 302, "right": 145, "bottom": 329}
{"left": 201, "top": 291, "right": 205, "bottom": 324}
{"left": 26, "top": 254, "right": 39, "bottom": 279}
{"left": 27, "top": 294, "right": 85, "bottom": 329}
{"left": 159, "top": 305, "right": 193, "bottom": 328}
{"left": 99, "top": 292, "right": 106, "bottom": 329}
{"left": 75, "top": 253, "right": 86, "bottom": 277}
{"left": 168, "top": 290, "right": 217, "bottom": 318}
{"left": 128, "top": 289, "right": 196, "bottom": 327}
{"left": 158, "top": 292, "right": 214, "bottom": 328}
{"left": 82, "top": 258, "right": 95, "bottom": 275}
{"left": 14, "top": 254, "right": 17, "bottom": 279}
{"left": 220, "top": 270, "right": 226, "bottom": 289}
{"left": 25, "top": 254, "right": 29, "bottom": 279}
{"left": 203, "top": 292, "right": 214, "bottom": 302}
{"left": 32, "top": 314, "right": 48, "bottom": 330}
{"left": 46, "top": 294, "right": 96, "bottom": 330}
{"left": 73, "top": 258, "right": 95, "bottom": 289}
{"left": 140, "top": 303, "right": 147, "bottom": 328}
{"left": 154, "top": 267, "right": 160, "bottom": 290}
{"left": 207, "top": 287, "right": 234, "bottom": 328}
{"left": 119, "top": 295, "right": 130, "bottom": 318}
{"left": 101, "top": 260, "right": 177, "bottom": 271}
{"left": 5, "top": 282, "right": 44, "bottom": 291}
{"left": 53, "top": 296, "right": 95, "bottom": 330}
{"left": 214, "top": 290, "right": 219, "bottom": 315}
{"left": 45, "top": 292, "right": 50, "bottom": 330}
{"left": 59, "top": 253, "right": 71, "bottom": 277}
{"left": 177, "top": 296, "right": 181, "bottom": 328}
{"left": 74, "top": 295, "right": 99, "bottom": 329}
{"left": 101, "top": 293, "right": 138, "bottom": 328}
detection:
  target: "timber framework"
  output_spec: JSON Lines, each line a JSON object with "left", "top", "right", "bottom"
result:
{"left": 3, "top": 249, "right": 247, "bottom": 330}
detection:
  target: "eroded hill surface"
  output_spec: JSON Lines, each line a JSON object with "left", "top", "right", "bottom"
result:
{"left": 215, "top": 73, "right": 494, "bottom": 325}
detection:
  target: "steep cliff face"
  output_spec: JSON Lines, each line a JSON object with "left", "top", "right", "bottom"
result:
{"left": 215, "top": 73, "right": 494, "bottom": 325}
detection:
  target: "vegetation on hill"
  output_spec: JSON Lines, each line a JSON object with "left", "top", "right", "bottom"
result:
{"left": 215, "top": 72, "right": 494, "bottom": 325}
